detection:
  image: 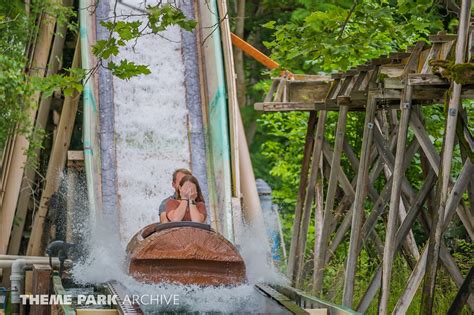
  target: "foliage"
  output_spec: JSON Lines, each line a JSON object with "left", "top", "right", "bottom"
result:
{"left": 0, "top": 54, "right": 32, "bottom": 148}
{"left": 262, "top": 0, "right": 445, "bottom": 72}
{"left": 31, "top": 68, "right": 86, "bottom": 97}
{"left": 0, "top": 0, "right": 81, "bottom": 155}
{"left": 0, "top": 0, "right": 33, "bottom": 151}
{"left": 92, "top": 3, "right": 196, "bottom": 80}
{"left": 259, "top": 111, "right": 309, "bottom": 206}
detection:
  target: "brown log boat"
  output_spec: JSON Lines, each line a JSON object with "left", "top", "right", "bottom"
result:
{"left": 126, "top": 222, "right": 246, "bottom": 286}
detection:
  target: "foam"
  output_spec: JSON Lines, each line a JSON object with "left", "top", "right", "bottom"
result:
{"left": 109, "top": 0, "right": 191, "bottom": 243}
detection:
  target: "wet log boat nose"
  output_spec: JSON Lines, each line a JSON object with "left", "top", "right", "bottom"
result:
{"left": 126, "top": 222, "right": 247, "bottom": 286}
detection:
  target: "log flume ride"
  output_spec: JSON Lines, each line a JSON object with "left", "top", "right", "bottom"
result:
{"left": 126, "top": 222, "right": 247, "bottom": 286}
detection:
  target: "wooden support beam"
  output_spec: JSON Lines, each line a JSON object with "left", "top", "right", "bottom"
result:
{"left": 312, "top": 105, "right": 348, "bottom": 294}
{"left": 372, "top": 119, "right": 421, "bottom": 260}
{"left": 230, "top": 33, "right": 280, "bottom": 70}
{"left": 287, "top": 112, "right": 317, "bottom": 283}
{"left": 293, "top": 111, "right": 327, "bottom": 287}
{"left": 31, "top": 264, "right": 52, "bottom": 315}
{"left": 409, "top": 111, "right": 440, "bottom": 172}
{"left": 408, "top": 74, "right": 448, "bottom": 86}
{"left": 403, "top": 41, "right": 425, "bottom": 75}
{"left": 357, "top": 171, "right": 436, "bottom": 312}
{"left": 326, "top": 123, "right": 414, "bottom": 263}
{"left": 421, "top": 2, "right": 471, "bottom": 310}
{"left": 370, "top": 135, "right": 474, "bottom": 311}
{"left": 0, "top": 3, "right": 59, "bottom": 255}
{"left": 351, "top": 70, "right": 369, "bottom": 92}
{"left": 321, "top": 142, "right": 355, "bottom": 198}
{"left": 444, "top": 161, "right": 474, "bottom": 224}
{"left": 0, "top": 135, "right": 16, "bottom": 207}
{"left": 255, "top": 102, "right": 318, "bottom": 112}
{"left": 264, "top": 79, "right": 279, "bottom": 103}
{"left": 359, "top": 139, "right": 419, "bottom": 247}
{"left": 67, "top": 151, "right": 85, "bottom": 168}
{"left": 392, "top": 160, "right": 474, "bottom": 314}
{"left": 420, "top": 42, "right": 442, "bottom": 74}
{"left": 8, "top": 2, "right": 71, "bottom": 255}
{"left": 324, "top": 134, "right": 411, "bottom": 266}
{"left": 26, "top": 38, "right": 81, "bottom": 256}
{"left": 429, "top": 33, "right": 458, "bottom": 43}
{"left": 448, "top": 267, "right": 474, "bottom": 315}
{"left": 410, "top": 110, "right": 474, "bottom": 238}
{"left": 342, "top": 92, "right": 377, "bottom": 307}
{"left": 394, "top": 242, "right": 474, "bottom": 314}
{"left": 312, "top": 173, "right": 324, "bottom": 295}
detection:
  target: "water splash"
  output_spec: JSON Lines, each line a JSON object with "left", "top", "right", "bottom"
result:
{"left": 71, "top": 217, "right": 288, "bottom": 313}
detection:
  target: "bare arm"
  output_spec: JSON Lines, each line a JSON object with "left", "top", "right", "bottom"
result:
{"left": 167, "top": 200, "right": 188, "bottom": 222}
{"left": 160, "top": 212, "right": 169, "bottom": 223}
{"left": 189, "top": 203, "right": 206, "bottom": 223}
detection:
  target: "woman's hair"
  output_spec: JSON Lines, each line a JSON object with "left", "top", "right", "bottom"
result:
{"left": 172, "top": 168, "right": 192, "bottom": 182}
{"left": 178, "top": 175, "right": 205, "bottom": 203}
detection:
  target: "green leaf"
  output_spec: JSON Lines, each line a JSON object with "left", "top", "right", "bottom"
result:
{"left": 92, "top": 38, "right": 119, "bottom": 59}
{"left": 108, "top": 60, "right": 151, "bottom": 80}
{"left": 262, "top": 21, "right": 276, "bottom": 29}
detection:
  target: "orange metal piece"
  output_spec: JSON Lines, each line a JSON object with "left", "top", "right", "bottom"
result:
{"left": 126, "top": 222, "right": 246, "bottom": 286}
{"left": 230, "top": 32, "right": 280, "bottom": 70}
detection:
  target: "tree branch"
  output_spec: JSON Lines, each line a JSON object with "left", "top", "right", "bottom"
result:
{"left": 338, "top": 0, "right": 358, "bottom": 39}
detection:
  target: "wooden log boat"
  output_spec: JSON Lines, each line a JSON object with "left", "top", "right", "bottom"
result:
{"left": 126, "top": 222, "right": 246, "bottom": 286}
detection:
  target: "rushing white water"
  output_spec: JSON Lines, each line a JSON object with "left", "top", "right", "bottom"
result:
{"left": 111, "top": 0, "right": 191, "bottom": 244}
{"left": 72, "top": 217, "right": 287, "bottom": 313}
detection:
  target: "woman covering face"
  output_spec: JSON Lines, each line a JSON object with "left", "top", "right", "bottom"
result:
{"left": 163, "top": 175, "right": 207, "bottom": 223}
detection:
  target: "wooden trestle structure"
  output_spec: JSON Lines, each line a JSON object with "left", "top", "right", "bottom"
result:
{"left": 0, "top": 0, "right": 80, "bottom": 259}
{"left": 255, "top": 3, "right": 474, "bottom": 314}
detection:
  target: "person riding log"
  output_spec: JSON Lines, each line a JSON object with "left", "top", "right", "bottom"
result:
{"left": 161, "top": 174, "right": 207, "bottom": 223}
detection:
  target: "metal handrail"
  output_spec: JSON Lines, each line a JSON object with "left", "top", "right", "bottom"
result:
{"left": 272, "top": 284, "right": 362, "bottom": 315}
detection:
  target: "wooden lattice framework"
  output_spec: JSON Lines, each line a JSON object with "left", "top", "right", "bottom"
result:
{"left": 255, "top": 4, "right": 473, "bottom": 313}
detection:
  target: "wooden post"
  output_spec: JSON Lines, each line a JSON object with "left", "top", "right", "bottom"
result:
{"left": 312, "top": 104, "right": 348, "bottom": 294}
{"left": 421, "top": 1, "right": 472, "bottom": 312}
{"left": 0, "top": 135, "right": 16, "bottom": 209}
{"left": 392, "top": 161, "right": 474, "bottom": 314}
{"left": 379, "top": 85, "right": 413, "bottom": 314}
{"left": 27, "top": 38, "right": 81, "bottom": 255}
{"left": 287, "top": 112, "right": 317, "bottom": 282}
{"left": 31, "top": 264, "right": 52, "bottom": 315}
{"left": 410, "top": 110, "right": 474, "bottom": 237}
{"left": 342, "top": 92, "right": 376, "bottom": 307}
{"left": 0, "top": 2, "right": 59, "bottom": 255}
{"left": 371, "top": 126, "right": 421, "bottom": 264}
{"left": 356, "top": 170, "right": 436, "bottom": 312}
{"left": 8, "top": 1, "right": 71, "bottom": 255}
{"left": 447, "top": 267, "right": 474, "bottom": 315}
{"left": 312, "top": 173, "right": 324, "bottom": 294}
{"left": 294, "top": 110, "right": 327, "bottom": 287}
